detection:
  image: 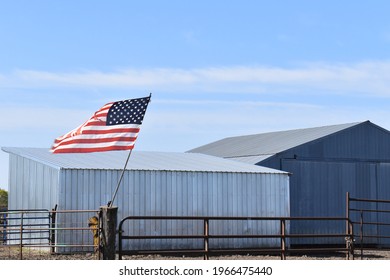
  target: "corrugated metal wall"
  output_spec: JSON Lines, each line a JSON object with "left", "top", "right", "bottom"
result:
{"left": 6, "top": 150, "right": 290, "bottom": 252}
{"left": 8, "top": 154, "right": 59, "bottom": 210}
{"left": 57, "top": 169, "right": 290, "bottom": 250}
{"left": 7, "top": 154, "right": 59, "bottom": 246}
{"left": 282, "top": 159, "right": 379, "bottom": 244}
{"left": 376, "top": 163, "right": 390, "bottom": 246}
{"left": 254, "top": 123, "right": 390, "bottom": 246}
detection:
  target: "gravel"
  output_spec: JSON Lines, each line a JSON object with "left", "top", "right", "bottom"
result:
{"left": 1, "top": 246, "right": 390, "bottom": 260}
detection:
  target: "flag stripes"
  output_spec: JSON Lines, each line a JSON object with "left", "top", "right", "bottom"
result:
{"left": 51, "top": 96, "right": 150, "bottom": 153}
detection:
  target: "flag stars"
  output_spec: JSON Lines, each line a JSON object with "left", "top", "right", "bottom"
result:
{"left": 106, "top": 96, "right": 150, "bottom": 126}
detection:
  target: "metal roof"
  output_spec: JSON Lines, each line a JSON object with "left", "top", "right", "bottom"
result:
{"left": 188, "top": 122, "right": 364, "bottom": 160}
{"left": 2, "top": 147, "right": 287, "bottom": 174}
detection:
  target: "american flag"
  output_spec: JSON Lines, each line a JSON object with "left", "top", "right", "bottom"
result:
{"left": 51, "top": 95, "right": 151, "bottom": 153}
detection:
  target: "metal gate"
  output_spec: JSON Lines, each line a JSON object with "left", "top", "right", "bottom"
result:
{"left": 347, "top": 192, "right": 390, "bottom": 258}
{"left": 0, "top": 207, "right": 101, "bottom": 259}
{"left": 1, "top": 209, "right": 51, "bottom": 246}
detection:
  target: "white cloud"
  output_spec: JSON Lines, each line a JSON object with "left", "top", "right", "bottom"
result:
{"left": 1, "top": 60, "right": 390, "bottom": 96}
{"left": 12, "top": 68, "right": 198, "bottom": 88}
{"left": 0, "top": 107, "right": 91, "bottom": 130}
{"left": 2, "top": 61, "right": 390, "bottom": 189}
{"left": 137, "top": 100, "right": 390, "bottom": 153}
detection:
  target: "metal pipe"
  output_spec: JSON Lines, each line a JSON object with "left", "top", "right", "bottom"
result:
{"left": 280, "top": 219, "right": 286, "bottom": 260}
{"left": 360, "top": 210, "right": 363, "bottom": 260}
{"left": 19, "top": 212, "right": 25, "bottom": 260}
{"left": 118, "top": 215, "right": 352, "bottom": 260}
{"left": 203, "top": 219, "right": 209, "bottom": 260}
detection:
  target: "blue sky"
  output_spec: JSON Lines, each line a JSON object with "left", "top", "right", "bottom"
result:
{"left": 1, "top": 0, "right": 390, "bottom": 189}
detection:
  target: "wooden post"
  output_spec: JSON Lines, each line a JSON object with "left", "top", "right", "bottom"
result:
{"left": 100, "top": 206, "right": 118, "bottom": 260}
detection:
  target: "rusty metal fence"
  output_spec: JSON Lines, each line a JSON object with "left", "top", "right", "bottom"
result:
{"left": 5, "top": 193, "right": 390, "bottom": 260}
{"left": 347, "top": 192, "right": 390, "bottom": 259}
{"left": 118, "top": 216, "right": 354, "bottom": 260}
{"left": 0, "top": 207, "right": 101, "bottom": 259}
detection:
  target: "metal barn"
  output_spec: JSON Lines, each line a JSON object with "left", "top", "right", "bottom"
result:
{"left": 2, "top": 147, "right": 290, "bottom": 251}
{"left": 189, "top": 121, "right": 390, "bottom": 245}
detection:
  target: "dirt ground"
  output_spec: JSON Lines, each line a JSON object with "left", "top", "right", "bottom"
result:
{"left": 1, "top": 246, "right": 390, "bottom": 260}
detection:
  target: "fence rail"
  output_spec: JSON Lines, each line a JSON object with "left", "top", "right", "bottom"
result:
{"left": 0, "top": 207, "right": 101, "bottom": 259}
{"left": 3, "top": 192, "right": 390, "bottom": 260}
{"left": 118, "top": 216, "right": 354, "bottom": 260}
{"left": 347, "top": 192, "right": 390, "bottom": 259}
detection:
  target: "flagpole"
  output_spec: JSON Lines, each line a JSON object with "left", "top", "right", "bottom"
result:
{"left": 107, "top": 93, "right": 151, "bottom": 208}
{"left": 108, "top": 148, "right": 133, "bottom": 208}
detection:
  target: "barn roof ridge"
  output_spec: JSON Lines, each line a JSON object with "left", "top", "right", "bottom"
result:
{"left": 187, "top": 121, "right": 369, "bottom": 159}
{"left": 1, "top": 147, "right": 287, "bottom": 174}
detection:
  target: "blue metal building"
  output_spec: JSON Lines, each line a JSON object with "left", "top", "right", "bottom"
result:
{"left": 189, "top": 121, "right": 390, "bottom": 245}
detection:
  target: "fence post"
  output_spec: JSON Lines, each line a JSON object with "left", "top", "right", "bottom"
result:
{"left": 280, "top": 219, "right": 286, "bottom": 260}
{"left": 345, "top": 193, "right": 351, "bottom": 260}
{"left": 118, "top": 218, "right": 123, "bottom": 260}
{"left": 50, "top": 205, "right": 57, "bottom": 254}
{"left": 360, "top": 210, "right": 363, "bottom": 260}
{"left": 349, "top": 220, "right": 354, "bottom": 260}
{"left": 346, "top": 192, "right": 350, "bottom": 240}
{"left": 19, "top": 212, "right": 24, "bottom": 260}
{"left": 203, "top": 218, "right": 209, "bottom": 260}
{"left": 0, "top": 210, "right": 4, "bottom": 244}
{"left": 100, "top": 206, "right": 118, "bottom": 260}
